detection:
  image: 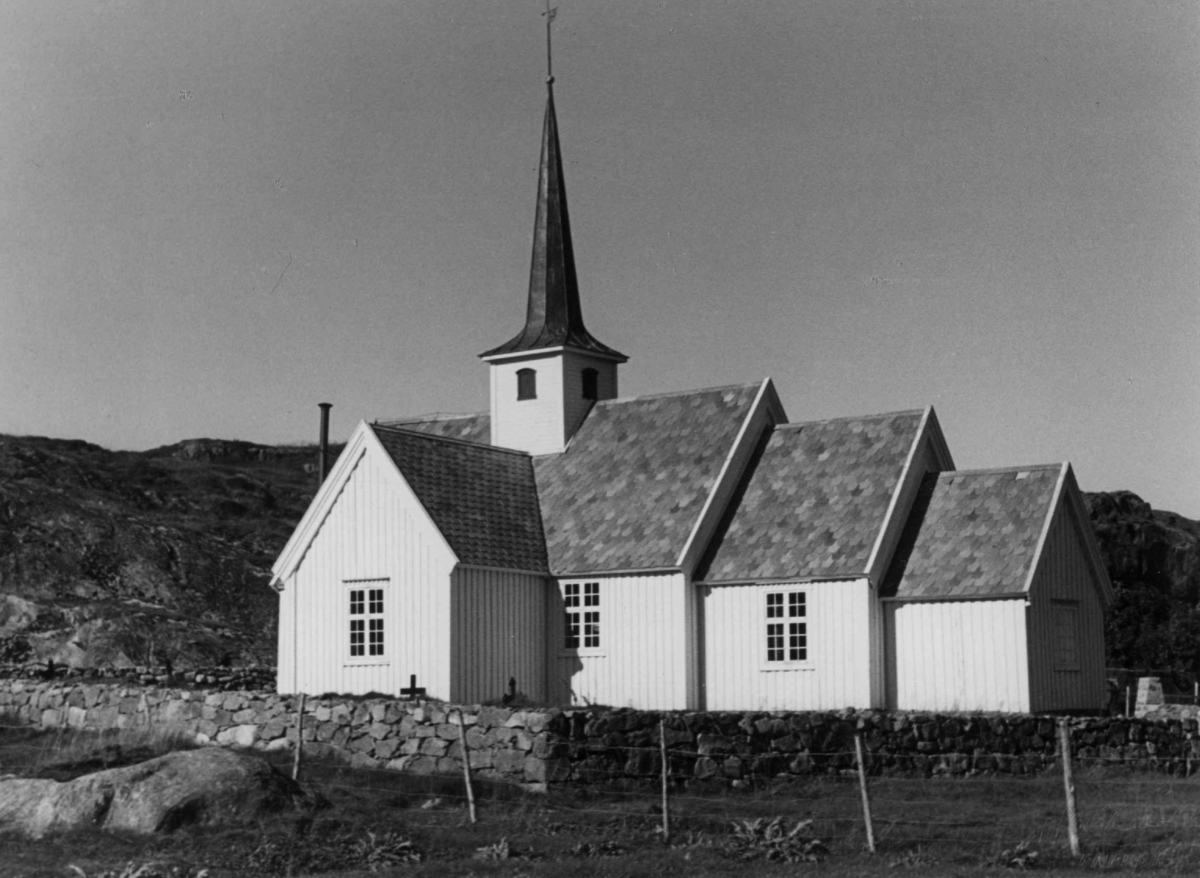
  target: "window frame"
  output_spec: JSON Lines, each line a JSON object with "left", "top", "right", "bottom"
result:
{"left": 760, "top": 587, "right": 813, "bottom": 671}
{"left": 1051, "top": 601, "right": 1081, "bottom": 671}
{"left": 345, "top": 578, "right": 390, "bottom": 666}
{"left": 560, "top": 580, "right": 604, "bottom": 657}
{"left": 516, "top": 367, "right": 537, "bottom": 401}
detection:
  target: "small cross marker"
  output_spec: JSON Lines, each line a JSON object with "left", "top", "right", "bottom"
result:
{"left": 400, "top": 674, "right": 426, "bottom": 700}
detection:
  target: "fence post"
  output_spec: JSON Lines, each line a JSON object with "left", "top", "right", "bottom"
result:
{"left": 659, "top": 719, "right": 671, "bottom": 843}
{"left": 457, "top": 709, "right": 477, "bottom": 824}
{"left": 854, "top": 732, "right": 876, "bottom": 854}
{"left": 1058, "top": 719, "right": 1080, "bottom": 856}
{"left": 292, "top": 693, "right": 306, "bottom": 781}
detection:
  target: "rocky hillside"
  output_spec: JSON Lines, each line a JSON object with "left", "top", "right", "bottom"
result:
{"left": 1086, "top": 491, "right": 1200, "bottom": 683}
{"left": 0, "top": 434, "right": 339, "bottom": 669}
{"left": 0, "top": 432, "right": 1197, "bottom": 679}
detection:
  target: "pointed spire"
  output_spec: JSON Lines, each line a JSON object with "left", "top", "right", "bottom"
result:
{"left": 480, "top": 81, "right": 626, "bottom": 361}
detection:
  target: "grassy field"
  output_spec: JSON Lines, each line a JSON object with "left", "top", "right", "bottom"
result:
{"left": 4, "top": 719, "right": 1200, "bottom": 877}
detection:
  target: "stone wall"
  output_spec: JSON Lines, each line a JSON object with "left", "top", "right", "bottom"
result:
{"left": 2, "top": 680, "right": 1197, "bottom": 786}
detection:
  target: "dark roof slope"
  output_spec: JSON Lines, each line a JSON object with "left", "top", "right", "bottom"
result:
{"left": 534, "top": 383, "right": 762, "bottom": 574}
{"left": 379, "top": 412, "right": 491, "bottom": 446}
{"left": 881, "top": 464, "right": 1063, "bottom": 599}
{"left": 697, "top": 411, "right": 925, "bottom": 583}
{"left": 370, "top": 424, "right": 547, "bottom": 572}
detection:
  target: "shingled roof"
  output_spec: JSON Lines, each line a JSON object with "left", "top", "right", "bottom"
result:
{"left": 379, "top": 412, "right": 491, "bottom": 445}
{"left": 880, "top": 464, "right": 1063, "bottom": 599}
{"left": 370, "top": 424, "right": 547, "bottom": 572}
{"left": 696, "top": 410, "right": 926, "bottom": 583}
{"left": 534, "top": 383, "right": 763, "bottom": 574}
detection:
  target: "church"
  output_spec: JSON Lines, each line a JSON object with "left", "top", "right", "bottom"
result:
{"left": 270, "top": 76, "right": 1112, "bottom": 714}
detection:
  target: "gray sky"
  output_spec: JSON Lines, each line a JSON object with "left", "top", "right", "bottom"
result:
{"left": 2, "top": 1, "right": 1197, "bottom": 516}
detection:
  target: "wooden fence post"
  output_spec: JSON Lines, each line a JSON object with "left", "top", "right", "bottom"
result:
{"left": 1058, "top": 719, "right": 1080, "bottom": 856}
{"left": 659, "top": 719, "right": 670, "bottom": 843}
{"left": 292, "top": 693, "right": 306, "bottom": 781}
{"left": 457, "top": 709, "right": 477, "bottom": 824}
{"left": 854, "top": 732, "right": 876, "bottom": 854}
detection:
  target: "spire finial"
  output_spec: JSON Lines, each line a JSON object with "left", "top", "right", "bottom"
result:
{"left": 542, "top": 2, "right": 557, "bottom": 84}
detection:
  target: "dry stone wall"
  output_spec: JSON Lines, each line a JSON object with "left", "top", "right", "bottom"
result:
{"left": 2, "top": 681, "right": 1198, "bottom": 786}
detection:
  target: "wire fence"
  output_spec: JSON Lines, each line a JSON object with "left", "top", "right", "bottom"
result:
{"left": 8, "top": 717, "right": 1200, "bottom": 868}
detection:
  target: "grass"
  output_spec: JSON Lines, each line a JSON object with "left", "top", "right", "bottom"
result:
{"left": 6, "top": 718, "right": 1200, "bottom": 876}
{"left": 0, "top": 711, "right": 200, "bottom": 782}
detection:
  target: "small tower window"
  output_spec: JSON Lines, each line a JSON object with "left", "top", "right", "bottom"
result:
{"left": 517, "top": 368, "right": 537, "bottom": 400}
{"left": 581, "top": 368, "right": 599, "bottom": 401}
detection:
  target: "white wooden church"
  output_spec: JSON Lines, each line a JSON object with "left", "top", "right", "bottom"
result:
{"left": 271, "top": 78, "right": 1112, "bottom": 714}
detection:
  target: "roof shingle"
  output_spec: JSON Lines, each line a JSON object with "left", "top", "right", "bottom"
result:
{"left": 370, "top": 424, "right": 547, "bottom": 572}
{"left": 379, "top": 412, "right": 491, "bottom": 445}
{"left": 880, "top": 464, "right": 1063, "bottom": 599}
{"left": 533, "top": 383, "right": 762, "bottom": 574}
{"left": 697, "top": 411, "right": 926, "bottom": 582}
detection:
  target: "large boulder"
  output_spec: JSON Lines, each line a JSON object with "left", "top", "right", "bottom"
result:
{"left": 0, "top": 747, "right": 306, "bottom": 838}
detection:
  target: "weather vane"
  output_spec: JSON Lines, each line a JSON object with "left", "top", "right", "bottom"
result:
{"left": 542, "top": 1, "right": 557, "bottom": 83}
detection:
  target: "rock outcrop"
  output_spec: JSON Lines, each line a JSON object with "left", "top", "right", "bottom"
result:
{"left": 1085, "top": 491, "right": 1200, "bottom": 681}
{"left": 0, "top": 747, "right": 306, "bottom": 838}
{"left": 0, "top": 434, "right": 341, "bottom": 669}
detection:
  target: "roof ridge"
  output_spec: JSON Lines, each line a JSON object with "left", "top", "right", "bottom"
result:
{"left": 938, "top": 463, "right": 1064, "bottom": 478}
{"left": 370, "top": 423, "right": 529, "bottom": 458}
{"left": 776, "top": 408, "right": 927, "bottom": 430}
{"left": 596, "top": 381, "right": 764, "bottom": 407}
{"left": 375, "top": 411, "right": 487, "bottom": 425}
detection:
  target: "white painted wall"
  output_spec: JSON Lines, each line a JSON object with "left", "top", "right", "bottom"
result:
{"left": 275, "top": 576, "right": 297, "bottom": 693}
{"left": 700, "top": 578, "right": 875, "bottom": 711}
{"left": 488, "top": 350, "right": 619, "bottom": 455}
{"left": 284, "top": 445, "right": 459, "bottom": 698}
{"left": 489, "top": 352, "right": 566, "bottom": 455}
{"left": 451, "top": 567, "right": 548, "bottom": 704}
{"left": 547, "top": 572, "right": 691, "bottom": 709}
{"left": 885, "top": 599, "right": 1030, "bottom": 712}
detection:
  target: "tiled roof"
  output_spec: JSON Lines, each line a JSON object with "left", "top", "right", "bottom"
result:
{"left": 697, "top": 411, "right": 926, "bottom": 583}
{"left": 880, "top": 464, "right": 1063, "bottom": 599}
{"left": 370, "top": 424, "right": 547, "bottom": 572}
{"left": 533, "top": 383, "right": 762, "bottom": 574}
{"left": 378, "top": 412, "right": 491, "bottom": 446}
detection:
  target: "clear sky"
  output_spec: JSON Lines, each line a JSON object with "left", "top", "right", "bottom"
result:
{"left": 2, "top": 1, "right": 1197, "bottom": 516}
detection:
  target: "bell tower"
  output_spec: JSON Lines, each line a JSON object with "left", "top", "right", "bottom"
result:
{"left": 479, "top": 71, "right": 626, "bottom": 455}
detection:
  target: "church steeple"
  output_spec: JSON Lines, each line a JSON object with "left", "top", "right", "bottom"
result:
{"left": 480, "top": 81, "right": 626, "bottom": 362}
{"left": 479, "top": 72, "right": 626, "bottom": 456}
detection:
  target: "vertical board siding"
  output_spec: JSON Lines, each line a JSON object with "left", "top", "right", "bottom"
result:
{"left": 1026, "top": 503, "right": 1108, "bottom": 711}
{"left": 275, "top": 579, "right": 296, "bottom": 693}
{"left": 885, "top": 600, "right": 1029, "bottom": 712}
{"left": 489, "top": 355, "right": 566, "bottom": 454}
{"left": 548, "top": 573, "right": 690, "bottom": 709}
{"left": 562, "top": 351, "right": 618, "bottom": 442}
{"left": 702, "top": 579, "right": 874, "bottom": 711}
{"left": 451, "top": 568, "right": 547, "bottom": 704}
{"left": 290, "top": 448, "right": 457, "bottom": 697}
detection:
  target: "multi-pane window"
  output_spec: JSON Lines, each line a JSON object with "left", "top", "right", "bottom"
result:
{"left": 517, "top": 368, "right": 537, "bottom": 400}
{"left": 349, "top": 585, "right": 385, "bottom": 658}
{"left": 564, "top": 581, "right": 600, "bottom": 649}
{"left": 766, "top": 590, "right": 807, "bottom": 663}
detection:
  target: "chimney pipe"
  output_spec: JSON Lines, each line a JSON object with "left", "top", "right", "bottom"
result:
{"left": 318, "top": 403, "right": 332, "bottom": 485}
